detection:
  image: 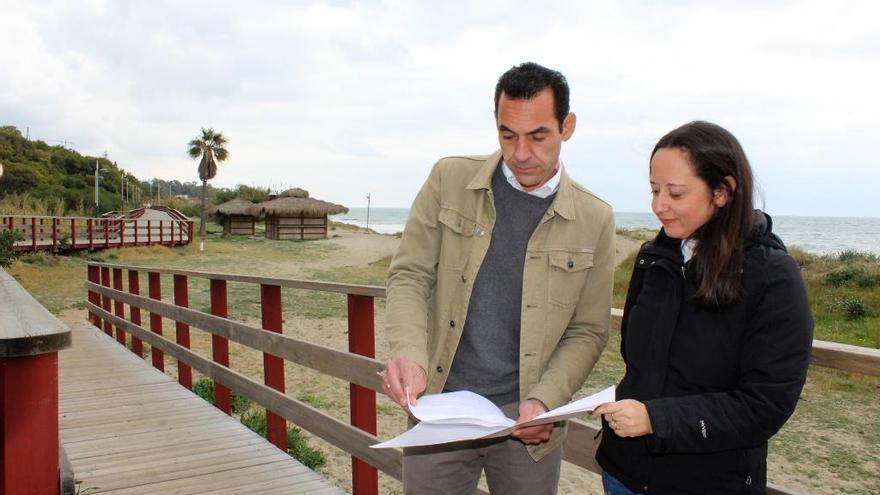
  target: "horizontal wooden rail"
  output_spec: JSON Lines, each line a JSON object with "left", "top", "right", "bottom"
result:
{"left": 87, "top": 282, "right": 385, "bottom": 391}
{"left": 87, "top": 303, "right": 403, "bottom": 479}
{"left": 88, "top": 263, "right": 386, "bottom": 298}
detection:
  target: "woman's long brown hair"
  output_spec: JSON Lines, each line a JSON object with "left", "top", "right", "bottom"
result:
{"left": 652, "top": 121, "right": 755, "bottom": 309}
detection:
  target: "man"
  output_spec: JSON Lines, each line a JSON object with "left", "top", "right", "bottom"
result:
{"left": 382, "top": 62, "right": 615, "bottom": 494}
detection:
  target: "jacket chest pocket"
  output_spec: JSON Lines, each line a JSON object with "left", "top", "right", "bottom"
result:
{"left": 547, "top": 251, "right": 593, "bottom": 307}
{"left": 438, "top": 208, "right": 480, "bottom": 270}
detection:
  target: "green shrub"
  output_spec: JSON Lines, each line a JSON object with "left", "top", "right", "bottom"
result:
{"left": 240, "top": 410, "right": 326, "bottom": 470}
{"left": 0, "top": 229, "right": 23, "bottom": 267}
{"left": 192, "top": 377, "right": 252, "bottom": 414}
{"left": 834, "top": 296, "right": 869, "bottom": 320}
{"left": 838, "top": 250, "right": 879, "bottom": 263}
{"left": 855, "top": 272, "right": 880, "bottom": 289}
{"left": 825, "top": 268, "right": 860, "bottom": 287}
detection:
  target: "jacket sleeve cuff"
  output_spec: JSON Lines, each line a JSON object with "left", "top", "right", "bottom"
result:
{"left": 644, "top": 399, "right": 667, "bottom": 453}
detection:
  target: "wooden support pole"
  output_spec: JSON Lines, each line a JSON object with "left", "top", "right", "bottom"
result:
{"left": 104, "top": 218, "right": 109, "bottom": 248}
{"left": 88, "top": 219, "right": 94, "bottom": 250}
{"left": 147, "top": 219, "right": 152, "bottom": 245}
{"left": 159, "top": 220, "right": 164, "bottom": 244}
{"left": 210, "top": 279, "right": 232, "bottom": 414}
{"left": 260, "top": 284, "right": 287, "bottom": 452}
{"left": 173, "top": 274, "right": 192, "bottom": 389}
{"left": 113, "top": 268, "right": 126, "bottom": 345}
{"left": 87, "top": 265, "right": 101, "bottom": 328}
{"left": 51, "top": 218, "right": 58, "bottom": 248}
{"left": 70, "top": 218, "right": 76, "bottom": 248}
{"left": 0, "top": 353, "right": 60, "bottom": 495}
{"left": 129, "top": 270, "right": 143, "bottom": 357}
{"left": 148, "top": 272, "right": 164, "bottom": 371}
{"left": 30, "top": 217, "right": 36, "bottom": 250}
{"left": 100, "top": 267, "right": 112, "bottom": 336}
{"left": 348, "top": 294, "right": 378, "bottom": 495}
{"left": 134, "top": 219, "right": 139, "bottom": 245}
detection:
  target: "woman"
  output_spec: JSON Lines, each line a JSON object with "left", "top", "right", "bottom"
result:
{"left": 593, "top": 121, "right": 813, "bottom": 494}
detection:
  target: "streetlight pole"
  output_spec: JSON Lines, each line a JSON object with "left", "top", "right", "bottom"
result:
{"left": 365, "top": 193, "right": 371, "bottom": 231}
{"left": 94, "top": 159, "right": 100, "bottom": 217}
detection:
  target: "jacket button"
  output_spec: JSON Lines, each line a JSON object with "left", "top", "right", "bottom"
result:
{"left": 436, "top": 366, "right": 443, "bottom": 373}
{"left": 461, "top": 275, "right": 467, "bottom": 283}
{"left": 449, "top": 320, "right": 456, "bottom": 327}
{"left": 567, "top": 260, "right": 574, "bottom": 269}
{"left": 476, "top": 228, "right": 485, "bottom": 237}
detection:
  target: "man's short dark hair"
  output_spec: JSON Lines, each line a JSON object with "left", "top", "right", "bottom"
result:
{"left": 494, "top": 62, "right": 570, "bottom": 130}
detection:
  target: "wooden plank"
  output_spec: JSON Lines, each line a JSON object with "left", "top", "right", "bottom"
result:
{"left": 0, "top": 268, "right": 71, "bottom": 357}
{"left": 87, "top": 284, "right": 385, "bottom": 390}
{"left": 811, "top": 339, "right": 880, "bottom": 376}
{"left": 59, "top": 323, "right": 345, "bottom": 494}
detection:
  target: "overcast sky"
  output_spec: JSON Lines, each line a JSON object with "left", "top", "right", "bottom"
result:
{"left": 1, "top": 0, "right": 877, "bottom": 217}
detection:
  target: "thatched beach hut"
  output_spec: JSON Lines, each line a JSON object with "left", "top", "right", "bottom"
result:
{"left": 252, "top": 188, "right": 348, "bottom": 240}
{"left": 211, "top": 198, "right": 259, "bottom": 235}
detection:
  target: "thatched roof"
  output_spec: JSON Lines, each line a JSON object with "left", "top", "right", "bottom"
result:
{"left": 211, "top": 198, "right": 260, "bottom": 218}
{"left": 252, "top": 189, "right": 348, "bottom": 216}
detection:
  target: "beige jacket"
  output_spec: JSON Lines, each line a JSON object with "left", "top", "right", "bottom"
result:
{"left": 386, "top": 151, "right": 615, "bottom": 459}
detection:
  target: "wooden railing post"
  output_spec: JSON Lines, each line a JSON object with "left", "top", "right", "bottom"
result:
{"left": 159, "top": 220, "right": 164, "bottom": 244}
{"left": 113, "top": 268, "right": 126, "bottom": 345}
{"left": 100, "top": 266, "right": 112, "bottom": 336}
{"left": 133, "top": 220, "right": 139, "bottom": 245}
{"left": 210, "top": 279, "right": 232, "bottom": 414}
{"left": 129, "top": 269, "right": 143, "bottom": 357}
{"left": 31, "top": 217, "right": 37, "bottom": 250}
{"left": 147, "top": 219, "right": 152, "bottom": 245}
{"left": 260, "top": 284, "right": 287, "bottom": 452}
{"left": 173, "top": 274, "right": 192, "bottom": 389}
{"left": 51, "top": 218, "right": 58, "bottom": 248}
{"left": 104, "top": 218, "right": 110, "bottom": 248}
{"left": 148, "top": 272, "right": 164, "bottom": 371}
{"left": 70, "top": 218, "right": 76, "bottom": 248}
{"left": 348, "top": 294, "right": 378, "bottom": 495}
{"left": 88, "top": 218, "right": 94, "bottom": 250}
{"left": 87, "top": 265, "right": 101, "bottom": 328}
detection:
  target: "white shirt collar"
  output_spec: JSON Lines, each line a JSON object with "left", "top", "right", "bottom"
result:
{"left": 501, "top": 161, "right": 563, "bottom": 199}
{"left": 681, "top": 238, "right": 698, "bottom": 263}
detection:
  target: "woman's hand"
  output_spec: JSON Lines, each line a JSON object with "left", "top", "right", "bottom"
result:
{"left": 592, "top": 399, "right": 653, "bottom": 438}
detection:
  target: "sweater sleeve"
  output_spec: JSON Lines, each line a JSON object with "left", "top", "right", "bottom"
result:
{"left": 644, "top": 251, "right": 813, "bottom": 454}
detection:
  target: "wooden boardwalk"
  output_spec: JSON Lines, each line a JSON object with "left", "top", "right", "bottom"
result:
{"left": 59, "top": 322, "right": 346, "bottom": 495}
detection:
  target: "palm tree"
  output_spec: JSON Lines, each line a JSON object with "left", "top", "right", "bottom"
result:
{"left": 187, "top": 128, "right": 229, "bottom": 245}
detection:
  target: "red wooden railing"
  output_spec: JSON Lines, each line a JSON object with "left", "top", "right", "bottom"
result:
{"left": 1, "top": 211, "right": 193, "bottom": 253}
{"left": 83, "top": 263, "right": 880, "bottom": 495}
{"left": 85, "top": 263, "right": 389, "bottom": 495}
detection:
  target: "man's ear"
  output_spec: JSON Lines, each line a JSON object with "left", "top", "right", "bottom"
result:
{"left": 561, "top": 113, "right": 576, "bottom": 141}
{"left": 714, "top": 175, "right": 737, "bottom": 207}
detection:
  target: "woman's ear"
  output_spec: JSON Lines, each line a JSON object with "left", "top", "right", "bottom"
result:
{"left": 713, "top": 176, "right": 736, "bottom": 207}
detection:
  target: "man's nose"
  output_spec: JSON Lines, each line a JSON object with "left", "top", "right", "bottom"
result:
{"left": 514, "top": 138, "right": 532, "bottom": 162}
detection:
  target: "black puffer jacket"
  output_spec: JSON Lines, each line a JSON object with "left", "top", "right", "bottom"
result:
{"left": 596, "top": 211, "right": 813, "bottom": 494}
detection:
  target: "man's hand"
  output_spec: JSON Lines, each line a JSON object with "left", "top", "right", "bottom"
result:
{"left": 381, "top": 356, "right": 427, "bottom": 409}
{"left": 511, "top": 398, "right": 553, "bottom": 445}
{"left": 591, "top": 399, "right": 652, "bottom": 438}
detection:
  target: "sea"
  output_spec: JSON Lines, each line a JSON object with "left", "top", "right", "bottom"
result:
{"left": 333, "top": 208, "right": 880, "bottom": 256}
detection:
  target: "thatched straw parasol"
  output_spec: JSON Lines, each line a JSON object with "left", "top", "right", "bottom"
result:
{"left": 251, "top": 189, "right": 348, "bottom": 217}
{"left": 211, "top": 198, "right": 261, "bottom": 218}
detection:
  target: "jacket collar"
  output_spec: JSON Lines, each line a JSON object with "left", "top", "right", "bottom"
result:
{"left": 466, "top": 150, "right": 577, "bottom": 221}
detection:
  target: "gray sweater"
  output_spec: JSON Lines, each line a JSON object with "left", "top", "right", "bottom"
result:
{"left": 444, "top": 163, "right": 555, "bottom": 406}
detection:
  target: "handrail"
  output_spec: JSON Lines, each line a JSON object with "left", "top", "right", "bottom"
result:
{"left": 2, "top": 213, "right": 193, "bottom": 252}
{"left": 84, "top": 262, "right": 880, "bottom": 495}
{"left": 1, "top": 268, "right": 71, "bottom": 495}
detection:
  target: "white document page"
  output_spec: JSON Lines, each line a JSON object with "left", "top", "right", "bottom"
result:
{"left": 372, "top": 386, "right": 615, "bottom": 449}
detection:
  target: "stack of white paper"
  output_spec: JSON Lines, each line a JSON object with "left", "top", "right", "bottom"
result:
{"left": 372, "top": 386, "right": 615, "bottom": 448}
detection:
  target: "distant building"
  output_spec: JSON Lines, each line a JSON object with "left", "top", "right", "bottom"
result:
{"left": 252, "top": 188, "right": 348, "bottom": 240}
